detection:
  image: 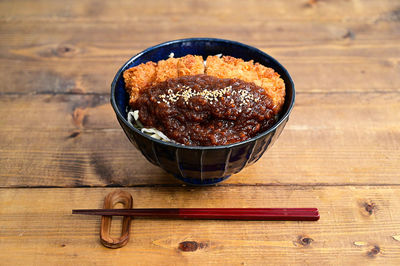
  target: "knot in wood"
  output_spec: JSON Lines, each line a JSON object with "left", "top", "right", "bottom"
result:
{"left": 364, "top": 202, "right": 376, "bottom": 215}
{"left": 178, "top": 241, "right": 207, "bottom": 252}
{"left": 342, "top": 29, "right": 355, "bottom": 40}
{"left": 67, "top": 131, "right": 81, "bottom": 139}
{"left": 367, "top": 245, "right": 380, "bottom": 257}
{"left": 298, "top": 236, "right": 313, "bottom": 246}
{"left": 179, "top": 241, "right": 199, "bottom": 252}
{"left": 55, "top": 44, "right": 77, "bottom": 57}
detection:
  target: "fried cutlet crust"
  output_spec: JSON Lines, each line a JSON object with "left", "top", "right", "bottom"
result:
{"left": 123, "top": 55, "right": 285, "bottom": 113}
{"left": 123, "top": 61, "right": 157, "bottom": 104}
{"left": 205, "top": 56, "right": 285, "bottom": 113}
{"left": 124, "top": 55, "right": 204, "bottom": 105}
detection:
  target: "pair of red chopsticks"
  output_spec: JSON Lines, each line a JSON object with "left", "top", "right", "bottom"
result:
{"left": 73, "top": 207, "right": 319, "bottom": 221}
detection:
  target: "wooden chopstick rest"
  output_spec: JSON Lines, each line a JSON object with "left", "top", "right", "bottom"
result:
{"left": 100, "top": 190, "right": 133, "bottom": 249}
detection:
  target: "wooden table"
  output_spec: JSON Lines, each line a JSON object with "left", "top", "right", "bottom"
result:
{"left": 1, "top": 0, "right": 399, "bottom": 264}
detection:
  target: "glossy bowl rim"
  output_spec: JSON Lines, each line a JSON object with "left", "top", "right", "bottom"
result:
{"left": 110, "top": 37, "right": 295, "bottom": 150}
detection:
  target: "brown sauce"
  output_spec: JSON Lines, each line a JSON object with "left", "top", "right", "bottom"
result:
{"left": 131, "top": 74, "right": 276, "bottom": 146}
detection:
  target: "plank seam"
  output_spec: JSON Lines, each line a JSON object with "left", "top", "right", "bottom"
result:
{"left": 2, "top": 183, "right": 400, "bottom": 189}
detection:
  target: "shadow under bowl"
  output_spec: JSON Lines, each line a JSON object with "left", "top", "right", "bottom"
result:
{"left": 111, "top": 38, "right": 295, "bottom": 185}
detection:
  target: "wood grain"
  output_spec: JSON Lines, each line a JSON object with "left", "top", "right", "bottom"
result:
{"left": 1, "top": 44, "right": 399, "bottom": 96}
{"left": 0, "top": 92, "right": 399, "bottom": 187}
{"left": 0, "top": 0, "right": 399, "bottom": 22}
{"left": 1, "top": 24, "right": 399, "bottom": 94}
{"left": 0, "top": 187, "right": 399, "bottom": 265}
{"left": 1, "top": 0, "right": 400, "bottom": 264}
{"left": 0, "top": 0, "right": 399, "bottom": 95}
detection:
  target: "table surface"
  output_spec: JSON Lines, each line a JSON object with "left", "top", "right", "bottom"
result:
{"left": 1, "top": 0, "right": 399, "bottom": 265}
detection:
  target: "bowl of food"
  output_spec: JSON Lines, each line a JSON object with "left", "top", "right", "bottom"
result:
{"left": 111, "top": 38, "right": 295, "bottom": 185}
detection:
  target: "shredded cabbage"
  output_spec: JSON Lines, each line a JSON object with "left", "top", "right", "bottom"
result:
{"left": 127, "top": 110, "right": 173, "bottom": 142}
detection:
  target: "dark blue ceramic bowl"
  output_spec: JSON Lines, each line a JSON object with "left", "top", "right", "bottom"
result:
{"left": 111, "top": 38, "right": 295, "bottom": 185}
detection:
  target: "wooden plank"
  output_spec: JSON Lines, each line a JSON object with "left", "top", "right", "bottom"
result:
{"left": 2, "top": 19, "right": 399, "bottom": 50}
{"left": 1, "top": 92, "right": 399, "bottom": 187}
{"left": 0, "top": 7, "right": 399, "bottom": 95}
{"left": 1, "top": 40, "right": 399, "bottom": 94}
{"left": 1, "top": 1, "right": 398, "bottom": 265}
{"left": 0, "top": 0, "right": 399, "bottom": 23}
{"left": 0, "top": 186, "right": 399, "bottom": 265}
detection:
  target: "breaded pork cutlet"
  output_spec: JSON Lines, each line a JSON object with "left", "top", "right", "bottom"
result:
{"left": 123, "top": 55, "right": 204, "bottom": 104}
{"left": 205, "top": 56, "right": 285, "bottom": 113}
{"left": 123, "top": 61, "right": 157, "bottom": 104}
{"left": 123, "top": 54, "right": 285, "bottom": 113}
